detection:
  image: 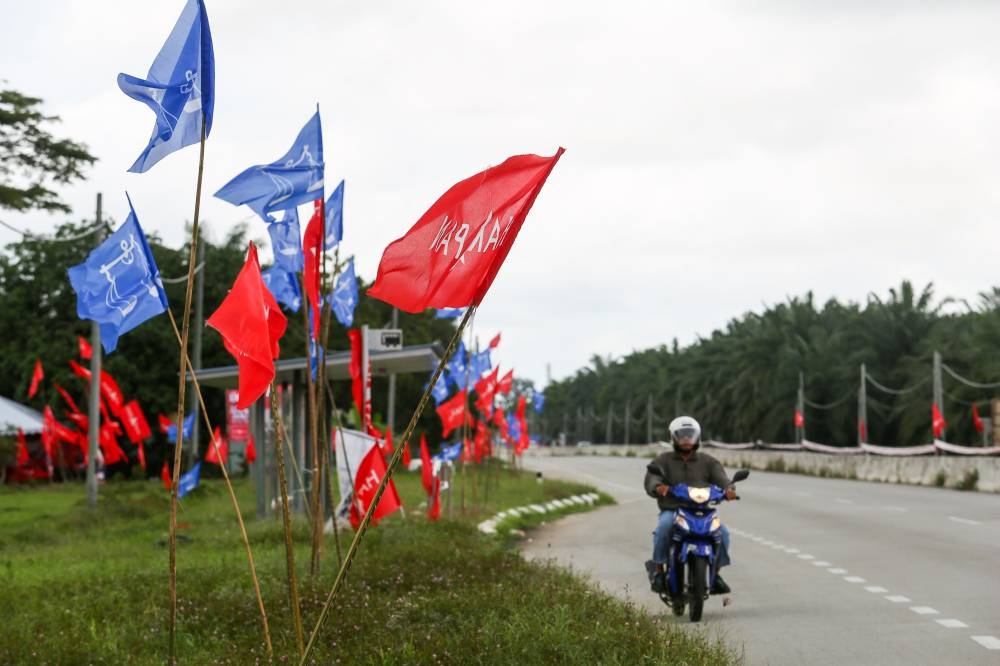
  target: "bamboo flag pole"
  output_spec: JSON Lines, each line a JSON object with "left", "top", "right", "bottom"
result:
{"left": 269, "top": 381, "right": 306, "bottom": 658}
{"left": 168, "top": 120, "right": 206, "bottom": 665}
{"left": 300, "top": 306, "right": 475, "bottom": 665}
{"left": 166, "top": 309, "right": 272, "bottom": 656}
{"left": 299, "top": 273, "right": 320, "bottom": 563}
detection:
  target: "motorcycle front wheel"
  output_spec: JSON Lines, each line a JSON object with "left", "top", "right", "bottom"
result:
{"left": 688, "top": 556, "right": 708, "bottom": 622}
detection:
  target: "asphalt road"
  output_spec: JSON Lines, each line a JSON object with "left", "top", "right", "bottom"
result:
{"left": 520, "top": 453, "right": 1000, "bottom": 665}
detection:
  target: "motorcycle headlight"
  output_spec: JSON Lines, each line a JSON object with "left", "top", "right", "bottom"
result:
{"left": 710, "top": 516, "right": 721, "bottom": 531}
{"left": 674, "top": 515, "right": 689, "bottom": 531}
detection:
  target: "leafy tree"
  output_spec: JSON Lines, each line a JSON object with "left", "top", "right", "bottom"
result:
{"left": 0, "top": 88, "right": 96, "bottom": 213}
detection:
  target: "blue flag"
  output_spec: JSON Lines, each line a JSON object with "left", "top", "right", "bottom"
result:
{"left": 469, "top": 349, "right": 492, "bottom": 380}
{"left": 508, "top": 415, "right": 522, "bottom": 443}
{"left": 428, "top": 371, "right": 449, "bottom": 405}
{"left": 433, "top": 442, "right": 463, "bottom": 463}
{"left": 310, "top": 337, "right": 325, "bottom": 381}
{"left": 324, "top": 179, "right": 344, "bottom": 250}
{"left": 178, "top": 461, "right": 202, "bottom": 498}
{"left": 261, "top": 266, "right": 301, "bottom": 312}
{"left": 117, "top": 0, "right": 214, "bottom": 173}
{"left": 166, "top": 412, "right": 196, "bottom": 443}
{"left": 329, "top": 258, "right": 358, "bottom": 327}
{"left": 68, "top": 197, "right": 169, "bottom": 353}
{"left": 534, "top": 392, "right": 545, "bottom": 413}
{"left": 445, "top": 341, "right": 468, "bottom": 388}
{"left": 435, "top": 308, "right": 464, "bottom": 319}
{"left": 268, "top": 207, "right": 304, "bottom": 272}
{"left": 214, "top": 109, "right": 325, "bottom": 222}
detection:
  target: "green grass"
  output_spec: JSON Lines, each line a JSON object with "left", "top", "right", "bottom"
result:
{"left": 0, "top": 465, "right": 740, "bottom": 665}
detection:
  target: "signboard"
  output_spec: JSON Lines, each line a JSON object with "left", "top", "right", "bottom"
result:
{"left": 226, "top": 389, "right": 250, "bottom": 441}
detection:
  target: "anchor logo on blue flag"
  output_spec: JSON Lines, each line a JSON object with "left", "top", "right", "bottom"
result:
{"left": 117, "top": 0, "right": 214, "bottom": 173}
{"left": 68, "top": 196, "right": 169, "bottom": 353}
{"left": 261, "top": 265, "right": 302, "bottom": 312}
{"left": 215, "top": 109, "right": 325, "bottom": 222}
{"left": 267, "top": 207, "right": 304, "bottom": 273}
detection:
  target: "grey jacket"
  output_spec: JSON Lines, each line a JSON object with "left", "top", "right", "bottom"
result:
{"left": 644, "top": 448, "right": 733, "bottom": 511}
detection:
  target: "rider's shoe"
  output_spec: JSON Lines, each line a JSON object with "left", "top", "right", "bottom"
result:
{"left": 651, "top": 572, "right": 666, "bottom": 594}
{"left": 710, "top": 574, "right": 731, "bottom": 595}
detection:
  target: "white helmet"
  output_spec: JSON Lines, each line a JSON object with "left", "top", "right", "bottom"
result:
{"left": 668, "top": 415, "right": 701, "bottom": 452}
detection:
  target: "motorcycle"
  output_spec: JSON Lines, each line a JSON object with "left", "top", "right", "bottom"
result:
{"left": 659, "top": 469, "right": 749, "bottom": 622}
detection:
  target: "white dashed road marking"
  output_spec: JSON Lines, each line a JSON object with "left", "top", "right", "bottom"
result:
{"left": 827, "top": 568, "right": 848, "bottom": 575}
{"left": 886, "top": 595, "right": 911, "bottom": 603}
{"left": 936, "top": 619, "right": 968, "bottom": 629}
{"left": 948, "top": 516, "right": 980, "bottom": 526}
{"left": 864, "top": 586, "right": 888, "bottom": 593}
{"left": 971, "top": 636, "right": 1000, "bottom": 650}
{"left": 797, "top": 554, "right": 814, "bottom": 560}
{"left": 812, "top": 561, "right": 831, "bottom": 567}
{"left": 844, "top": 576, "right": 865, "bottom": 583}
{"left": 910, "top": 606, "right": 939, "bottom": 615}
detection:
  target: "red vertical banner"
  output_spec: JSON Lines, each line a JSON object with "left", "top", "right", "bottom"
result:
{"left": 226, "top": 389, "right": 250, "bottom": 440}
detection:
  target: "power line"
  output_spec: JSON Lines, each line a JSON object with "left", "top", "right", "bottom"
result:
{"left": 942, "top": 363, "right": 1000, "bottom": 390}
{"left": 161, "top": 262, "right": 205, "bottom": 284}
{"left": 865, "top": 374, "right": 928, "bottom": 395}
{"left": 803, "top": 391, "right": 852, "bottom": 410}
{"left": 0, "top": 217, "right": 105, "bottom": 242}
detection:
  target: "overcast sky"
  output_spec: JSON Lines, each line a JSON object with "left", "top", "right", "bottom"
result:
{"left": 3, "top": 1, "right": 999, "bottom": 388}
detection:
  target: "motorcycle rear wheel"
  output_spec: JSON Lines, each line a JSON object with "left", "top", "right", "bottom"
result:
{"left": 688, "top": 557, "right": 707, "bottom": 622}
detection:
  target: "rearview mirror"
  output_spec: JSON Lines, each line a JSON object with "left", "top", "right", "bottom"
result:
{"left": 732, "top": 469, "right": 750, "bottom": 483}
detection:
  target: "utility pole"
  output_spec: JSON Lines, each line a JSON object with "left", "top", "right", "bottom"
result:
{"left": 387, "top": 308, "right": 398, "bottom": 436}
{"left": 606, "top": 403, "right": 613, "bottom": 444}
{"left": 858, "top": 363, "right": 867, "bottom": 445}
{"left": 933, "top": 350, "right": 944, "bottom": 441}
{"left": 623, "top": 398, "right": 630, "bottom": 445}
{"left": 86, "top": 193, "right": 103, "bottom": 508}
{"left": 796, "top": 371, "right": 805, "bottom": 443}
{"left": 646, "top": 394, "right": 653, "bottom": 443}
{"left": 188, "top": 238, "right": 205, "bottom": 465}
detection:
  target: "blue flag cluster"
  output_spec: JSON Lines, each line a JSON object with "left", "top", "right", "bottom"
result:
{"left": 68, "top": 198, "right": 169, "bottom": 353}
{"left": 215, "top": 109, "right": 325, "bottom": 222}
{"left": 534, "top": 392, "right": 545, "bottom": 413}
{"left": 435, "top": 308, "right": 464, "bottom": 319}
{"left": 118, "top": 0, "right": 214, "bottom": 173}
{"left": 166, "top": 412, "right": 196, "bottom": 443}
{"left": 329, "top": 258, "right": 358, "bottom": 327}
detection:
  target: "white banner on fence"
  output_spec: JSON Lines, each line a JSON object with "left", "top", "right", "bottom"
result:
{"left": 801, "top": 439, "right": 863, "bottom": 455}
{"left": 861, "top": 442, "right": 936, "bottom": 456}
{"left": 334, "top": 428, "right": 379, "bottom": 511}
{"left": 933, "top": 439, "right": 1000, "bottom": 456}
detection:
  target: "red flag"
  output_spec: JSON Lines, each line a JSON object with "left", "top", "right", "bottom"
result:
{"left": 972, "top": 404, "right": 985, "bottom": 434}
{"left": 349, "top": 444, "right": 403, "bottom": 529}
{"left": 427, "top": 476, "right": 441, "bottom": 521}
{"left": 121, "top": 400, "right": 152, "bottom": 444}
{"left": 474, "top": 367, "right": 500, "bottom": 414}
{"left": 419, "top": 433, "right": 434, "bottom": 495}
{"left": 488, "top": 333, "right": 501, "bottom": 349}
{"left": 303, "top": 200, "right": 323, "bottom": 340}
{"left": 136, "top": 440, "right": 147, "bottom": 471}
{"left": 206, "top": 243, "right": 288, "bottom": 409}
{"left": 382, "top": 430, "right": 394, "bottom": 464}
{"left": 932, "top": 403, "right": 947, "bottom": 438}
{"left": 348, "top": 329, "right": 364, "bottom": 426}
{"left": 99, "top": 422, "right": 128, "bottom": 466}
{"left": 99, "top": 370, "right": 125, "bottom": 419}
{"left": 497, "top": 369, "right": 514, "bottom": 395}
{"left": 794, "top": 409, "right": 804, "bottom": 428}
{"left": 245, "top": 432, "right": 257, "bottom": 464}
{"left": 436, "top": 389, "right": 468, "bottom": 438}
{"left": 368, "top": 149, "right": 565, "bottom": 312}
{"left": 68, "top": 359, "right": 91, "bottom": 381}
{"left": 162, "top": 461, "right": 171, "bottom": 491}
{"left": 205, "top": 426, "right": 229, "bottom": 465}
{"left": 515, "top": 395, "right": 527, "bottom": 422}
{"left": 858, "top": 419, "right": 867, "bottom": 443}
{"left": 402, "top": 438, "right": 412, "bottom": 468}
{"left": 54, "top": 383, "right": 82, "bottom": 415}
{"left": 78, "top": 336, "right": 92, "bottom": 360}
{"left": 16, "top": 429, "right": 29, "bottom": 466}
{"left": 28, "top": 359, "right": 44, "bottom": 399}
{"left": 158, "top": 413, "right": 173, "bottom": 434}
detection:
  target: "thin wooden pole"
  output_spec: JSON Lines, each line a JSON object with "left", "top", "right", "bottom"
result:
{"left": 300, "top": 307, "right": 475, "bottom": 665}
{"left": 168, "top": 120, "right": 206, "bottom": 665}
{"left": 270, "top": 381, "right": 305, "bottom": 657}
{"left": 166, "top": 309, "right": 272, "bottom": 656}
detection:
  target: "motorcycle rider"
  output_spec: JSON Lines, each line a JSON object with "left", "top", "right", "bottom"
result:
{"left": 644, "top": 415, "right": 736, "bottom": 595}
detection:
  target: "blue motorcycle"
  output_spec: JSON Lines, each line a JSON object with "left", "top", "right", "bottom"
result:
{"left": 662, "top": 469, "right": 749, "bottom": 622}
